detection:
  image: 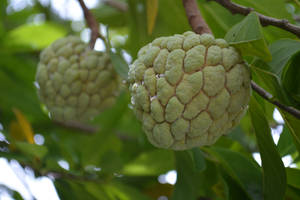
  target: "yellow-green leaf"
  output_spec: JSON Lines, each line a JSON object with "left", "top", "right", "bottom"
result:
{"left": 147, "top": 0, "right": 158, "bottom": 35}
{"left": 10, "top": 108, "right": 34, "bottom": 144}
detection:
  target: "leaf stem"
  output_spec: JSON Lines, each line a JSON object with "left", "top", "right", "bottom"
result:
{"left": 182, "top": 0, "right": 300, "bottom": 120}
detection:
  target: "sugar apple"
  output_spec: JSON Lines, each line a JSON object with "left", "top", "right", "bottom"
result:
{"left": 36, "top": 36, "right": 120, "bottom": 122}
{"left": 128, "top": 31, "right": 251, "bottom": 150}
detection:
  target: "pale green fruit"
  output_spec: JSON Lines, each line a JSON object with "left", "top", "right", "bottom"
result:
{"left": 36, "top": 36, "right": 120, "bottom": 122}
{"left": 128, "top": 32, "right": 251, "bottom": 150}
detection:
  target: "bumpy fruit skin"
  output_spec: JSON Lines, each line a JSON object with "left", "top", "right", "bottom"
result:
{"left": 36, "top": 36, "right": 119, "bottom": 122}
{"left": 128, "top": 31, "right": 251, "bottom": 150}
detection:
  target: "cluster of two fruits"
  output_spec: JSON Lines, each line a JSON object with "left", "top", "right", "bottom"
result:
{"left": 36, "top": 32, "right": 250, "bottom": 150}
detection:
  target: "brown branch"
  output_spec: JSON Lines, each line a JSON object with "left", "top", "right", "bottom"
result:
{"left": 251, "top": 81, "right": 300, "bottom": 119}
{"left": 54, "top": 120, "right": 98, "bottom": 134}
{"left": 78, "top": 0, "right": 102, "bottom": 48}
{"left": 182, "top": 0, "right": 300, "bottom": 120}
{"left": 182, "top": 0, "right": 212, "bottom": 34}
{"left": 210, "top": 0, "right": 300, "bottom": 38}
{"left": 103, "top": 0, "right": 128, "bottom": 12}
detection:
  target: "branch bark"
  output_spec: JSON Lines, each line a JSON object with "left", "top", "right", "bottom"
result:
{"left": 78, "top": 0, "right": 103, "bottom": 48}
{"left": 182, "top": 0, "right": 212, "bottom": 34}
{"left": 210, "top": 0, "right": 300, "bottom": 38}
{"left": 251, "top": 81, "right": 300, "bottom": 119}
{"left": 54, "top": 120, "right": 98, "bottom": 134}
{"left": 182, "top": 0, "right": 300, "bottom": 120}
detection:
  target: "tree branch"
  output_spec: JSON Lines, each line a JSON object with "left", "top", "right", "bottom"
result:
{"left": 251, "top": 81, "right": 300, "bottom": 119}
{"left": 182, "top": 0, "right": 300, "bottom": 120}
{"left": 182, "top": 0, "right": 212, "bottom": 34}
{"left": 78, "top": 0, "right": 107, "bottom": 48}
{"left": 210, "top": 0, "right": 300, "bottom": 38}
{"left": 54, "top": 120, "right": 98, "bottom": 134}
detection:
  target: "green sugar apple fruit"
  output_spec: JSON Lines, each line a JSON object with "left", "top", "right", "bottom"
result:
{"left": 128, "top": 31, "right": 251, "bottom": 150}
{"left": 36, "top": 36, "right": 120, "bottom": 122}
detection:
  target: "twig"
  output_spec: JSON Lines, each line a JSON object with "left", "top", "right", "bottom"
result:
{"left": 182, "top": 0, "right": 212, "bottom": 34}
{"left": 54, "top": 120, "right": 98, "bottom": 134}
{"left": 18, "top": 161, "right": 102, "bottom": 182}
{"left": 103, "top": 0, "right": 128, "bottom": 12}
{"left": 45, "top": 171, "right": 102, "bottom": 182}
{"left": 251, "top": 81, "right": 300, "bottom": 119}
{"left": 78, "top": 0, "right": 107, "bottom": 48}
{"left": 209, "top": 0, "right": 300, "bottom": 38}
{"left": 182, "top": 0, "right": 300, "bottom": 120}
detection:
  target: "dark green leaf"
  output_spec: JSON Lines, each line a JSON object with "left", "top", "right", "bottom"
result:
{"left": 268, "top": 39, "right": 300, "bottom": 77}
{"left": 251, "top": 63, "right": 289, "bottom": 104}
{"left": 277, "top": 126, "right": 296, "bottom": 157}
{"left": 191, "top": 148, "right": 206, "bottom": 172}
{"left": 208, "top": 147, "right": 263, "bottom": 200}
{"left": 281, "top": 53, "right": 300, "bottom": 104}
{"left": 279, "top": 111, "right": 300, "bottom": 155}
{"left": 109, "top": 50, "right": 129, "bottom": 79}
{"left": 249, "top": 97, "right": 286, "bottom": 200}
{"left": 172, "top": 151, "right": 197, "bottom": 200}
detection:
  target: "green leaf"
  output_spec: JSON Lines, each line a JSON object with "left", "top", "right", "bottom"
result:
{"left": 3, "top": 22, "right": 67, "bottom": 51}
{"left": 126, "top": 0, "right": 190, "bottom": 57}
{"left": 250, "top": 59, "right": 300, "bottom": 155}
{"left": 103, "top": 181, "right": 152, "bottom": 200}
{"left": 249, "top": 97, "right": 286, "bottom": 200}
{"left": 81, "top": 94, "right": 128, "bottom": 165}
{"left": 172, "top": 151, "right": 197, "bottom": 200}
{"left": 251, "top": 62, "right": 289, "bottom": 104}
{"left": 198, "top": 0, "right": 243, "bottom": 38}
{"left": 190, "top": 148, "right": 206, "bottom": 172}
{"left": 279, "top": 111, "right": 300, "bottom": 155}
{"left": 92, "top": 5, "right": 127, "bottom": 27}
{"left": 281, "top": 53, "right": 300, "bottom": 103}
{"left": 286, "top": 185, "right": 300, "bottom": 200}
{"left": 268, "top": 39, "right": 300, "bottom": 77}
{"left": 109, "top": 51, "right": 129, "bottom": 80}
{"left": 15, "top": 142, "right": 48, "bottom": 159}
{"left": 231, "top": 0, "right": 293, "bottom": 20}
{"left": 208, "top": 147, "right": 263, "bottom": 200}
{"left": 55, "top": 180, "right": 97, "bottom": 200}
{"left": 277, "top": 126, "right": 296, "bottom": 157}
{"left": 122, "top": 149, "right": 174, "bottom": 176}
{"left": 225, "top": 12, "right": 271, "bottom": 61}
{"left": 286, "top": 168, "right": 300, "bottom": 190}
{"left": 84, "top": 183, "right": 111, "bottom": 200}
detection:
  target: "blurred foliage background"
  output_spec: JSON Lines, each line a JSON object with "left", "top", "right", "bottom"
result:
{"left": 1, "top": 0, "right": 300, "bottom": 199}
